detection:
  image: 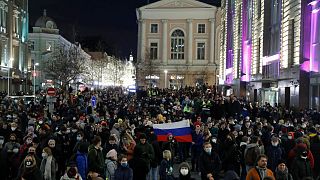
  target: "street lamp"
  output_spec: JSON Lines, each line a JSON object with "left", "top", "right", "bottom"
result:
{"left": 33, "top": 63, "right": 39, "bottom": 96}
{"left": 164, "top": 70, "right": 168, "bottom": 89}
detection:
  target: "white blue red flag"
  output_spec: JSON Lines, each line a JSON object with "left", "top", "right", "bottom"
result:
{"left": 153, "top": 120, "right": 192, "bottom": 142}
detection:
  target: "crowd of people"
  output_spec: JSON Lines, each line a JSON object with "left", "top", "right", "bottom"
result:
{"left": 0, "top": 85, "right": 319, "bottom": 180}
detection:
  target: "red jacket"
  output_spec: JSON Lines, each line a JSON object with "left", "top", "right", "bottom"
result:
{"left": 288, "top": 143, "right": 314, "bottom": 169}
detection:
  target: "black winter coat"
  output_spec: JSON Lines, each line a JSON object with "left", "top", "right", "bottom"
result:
{"left": 291, "top": 157, "right": 313, "bottom": 180}
{"left": 199, "top": 150, "right": 221, "bottom": 180}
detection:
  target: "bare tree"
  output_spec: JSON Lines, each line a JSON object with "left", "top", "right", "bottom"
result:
{"left": 43, "top": 44, "right": 86, "bottom": 90}
{"left": 143, "top": 47, "right": 156, "bottom": 88}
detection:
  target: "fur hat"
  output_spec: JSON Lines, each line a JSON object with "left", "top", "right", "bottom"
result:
{"left": 106, "top": 149, "right": 117, "bottom": 158}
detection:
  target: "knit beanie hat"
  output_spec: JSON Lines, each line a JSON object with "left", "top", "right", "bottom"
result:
{"left": 179, "top": 162, "right": 190, "bottom": 170}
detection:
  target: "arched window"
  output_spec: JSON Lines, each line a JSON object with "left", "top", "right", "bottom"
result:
{"left": 170, "top": 29, "right": 185, "bottom": 60}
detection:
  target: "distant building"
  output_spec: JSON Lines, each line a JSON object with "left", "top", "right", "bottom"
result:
{"left": 219, "top": 0, "right": 319, "bottom": 109}
{"left": 136, "top": 0, "right": 221, "bottom": 89}
{"left": 0, "top": 0, "right": 30, "bottom": 94}
{"left": 29, "top": 10, "right": 90, "bottom": 90}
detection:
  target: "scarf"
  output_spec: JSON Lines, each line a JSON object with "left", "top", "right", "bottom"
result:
{"left": 256, "top": 166, "right": 267, "bottom": 179}
{"left": 44, "top": 156, "right": 53, "bottom": 180}
{"left": 275, "top": 167, "right": 289, "bottom": 180}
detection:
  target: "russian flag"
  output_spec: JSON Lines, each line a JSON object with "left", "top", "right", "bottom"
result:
{"left": 153, "top": 120, "right": 192, "bottom": 142}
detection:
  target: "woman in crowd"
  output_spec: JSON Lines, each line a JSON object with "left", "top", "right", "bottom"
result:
{"left": 40, "top": 147, "right": 57, "bottom": 180}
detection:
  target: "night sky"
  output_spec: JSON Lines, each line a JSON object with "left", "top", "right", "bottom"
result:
{"left": 29, "top": 0, "right": 221, "bottom": 59}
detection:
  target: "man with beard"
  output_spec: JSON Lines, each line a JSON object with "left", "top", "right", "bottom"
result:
{"left": 246, "top": 154, "right": 274, "bottom": 180}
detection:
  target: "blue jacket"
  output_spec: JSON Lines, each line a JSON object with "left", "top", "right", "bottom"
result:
{"left": 114, "top": 165, "right": 133, "bottom": 180}
{"left": 76, "top": 151, "right": 88, "bottom": 180}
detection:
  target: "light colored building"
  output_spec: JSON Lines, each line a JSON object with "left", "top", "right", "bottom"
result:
{"left": 29, "top": 10, "right": 90, "bottom": 90}
{"left": 136, "top": 0, "right": 221, "bottom": 89}
{"left": 219, "top": 0, "right": 318, "bottom": 109}
{"left": 0, "top": 0, "right": 30, "bottom": 94}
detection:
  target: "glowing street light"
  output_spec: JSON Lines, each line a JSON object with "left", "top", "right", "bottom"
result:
{"left": 33, "top": 62, "right": 39, "bottom": 96}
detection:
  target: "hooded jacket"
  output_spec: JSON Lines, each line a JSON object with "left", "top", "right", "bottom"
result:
{"left": 87, "top": 145, "right": 104, "bottom": 175}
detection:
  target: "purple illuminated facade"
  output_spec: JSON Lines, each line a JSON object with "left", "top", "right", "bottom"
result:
{"left": 241, "top": 0, "right": 252, "bottom": 82}
{"left": 225, "top": 0, "right": 234, "bottom": 84}
{"left": 303, "top": 0, "right": 320, "bottom": 72}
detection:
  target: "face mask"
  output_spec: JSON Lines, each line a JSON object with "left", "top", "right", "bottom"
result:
{"left": 205, "top": 147, "right": 212, "bottom": 154}
{"left": 180, "top": 168, "right": 189, "bottom": 176}
{"left": 72, "top": 129, "right": 77, "bottom": 133}
{"left": 272, "top": 142, "right": 279, "bottom": 146}
{"left": 11, "top": 127, "right": 17, "bottom": 131}
{"left": 212, "top": 138, "right": 217, "bottom": 143}
{"left": 288, "top": 136, "right": 293, "bottom": 140}
{"left": 28, "top": 152, "right": 35, "bottom": 155}
{"left": 25, "top": 160, "right": 33, "bottom": 167}
{"left": 66, "top": 130, "right": 71, "bottom": 134}
{"left": 0, "top": 140, "right": 4, "bottom": 145}
{"left": 13, "top": 148, "right": 19, "bottom": 153}
{"left": 248, "top": 131, "right": 252, "bottom": 135}
{"left": 121, "top": 162, "right": 128, "bottom": 167}
{"left": 76, "top": 136, "right": 82, "bottom": 141}
{"left": 42, "top": 152, "right": 48, "bottom": 158}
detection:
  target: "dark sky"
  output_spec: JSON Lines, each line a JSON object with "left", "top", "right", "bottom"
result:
{"left": 29, "top": 0, "right": 220, "bottom": 59}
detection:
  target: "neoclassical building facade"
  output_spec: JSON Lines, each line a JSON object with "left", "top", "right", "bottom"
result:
{"left": 136, "top": 0, "right": 221, "bottom": 89}
{"left": 0, "top": 0, "right": 30, "bottom": 93}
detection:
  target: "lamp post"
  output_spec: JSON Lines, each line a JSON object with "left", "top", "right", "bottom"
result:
{"left": 164, "top": 70, "right": 168, "bottom": 89}
{"left": 33, "top": 63, "right": 39, "bottom": 96}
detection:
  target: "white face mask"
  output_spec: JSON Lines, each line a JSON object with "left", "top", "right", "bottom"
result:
{"left": 13, "top": 148, "right": 19, "bottom": 153}
{"left": 288, "top": 136, "right": 293, "bottom": 140}
{"left": 76, "top": 136, "right": 82, "bottom": 141}
{"left": 180, "top": 168, "right": 189, "bottom": 176}
{"left": 0, "top": 140, "right": 4, "bottom": 144}
{"left": 11, "top": 127, "right": 17, "bottom": 131}
{"left": 272, "top": 142, "right": 279, "bottom": 146}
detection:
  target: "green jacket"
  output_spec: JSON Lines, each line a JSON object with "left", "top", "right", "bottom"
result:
{"left": 88, "top": 144, "right": 105, "bottom": 175}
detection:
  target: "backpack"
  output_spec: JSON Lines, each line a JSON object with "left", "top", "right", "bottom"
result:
{"left": 245, "top": 146, "right": 259, "bottom": 165}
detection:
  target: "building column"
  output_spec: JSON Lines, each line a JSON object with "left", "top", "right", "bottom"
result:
{"left": 209, "top": 18, "right": 216, "bottom": 65}
{"left": 162, "top": 19, "right": 168, "bottom": 65}
{"left": 140, "top": 19, "right": 146, "bottom": 63}
{"left": 187, "top": 19, "right": 193, "bottom": 65}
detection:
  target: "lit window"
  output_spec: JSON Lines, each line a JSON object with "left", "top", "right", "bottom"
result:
{"left": 150, "top": 42, "right": 158, "bottom": 60}
{"left": 198, "top": 24, "right": 205, "bottom": 33}
{"left": 197, "top": 42, "right": 205, "bottom": 60}
{"left": 170, "top": 29, "right": 185, "bottom": 60}
{"left": 151, "top": 24, "right": 158, "bottom": 33}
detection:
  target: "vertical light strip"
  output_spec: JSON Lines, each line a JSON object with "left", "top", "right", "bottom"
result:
{"left": 309, "top": 0, "right": 320, "bottom": 72}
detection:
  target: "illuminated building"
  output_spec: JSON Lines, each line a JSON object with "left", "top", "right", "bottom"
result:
{"left": 136, "top": 0, "right": 221, "bottom": 89}
{"left": 219, "top": 0, "right": 318, "bottom": 109}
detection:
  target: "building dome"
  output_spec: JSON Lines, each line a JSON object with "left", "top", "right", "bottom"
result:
{"left": 35, "top": 9, "right": 57, "bottom": 29}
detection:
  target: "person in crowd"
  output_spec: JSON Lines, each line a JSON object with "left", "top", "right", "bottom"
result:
{"left": 76, "top": 143, "right": 88, "bottom": 180}
{"left": 159, "top": 150, "right": 175, "bottom": 180}
{"left": 17, "top": 155, "right": 43, "bottom": 180}
{"left": 105, "top": 149, "right": 118, "bottom": 180}
{"left": 246, "top": 154, "right": 275, "bottom": 180}
{"left": 105, "top": 135, "right": 119, "bottom": 155}
{"left": 178, "top": 162, "right": 195, "bottom": 180}
{"left": 275, "top": 160, "right": 293, "bottom": 180}
{"left": 199, "top": 142, "right": 221, "bottom": 180}
{"left": 114, "top": 154, "right": 133, "bottom": 180}
{"left": 132, "top": 133, "right": 154, "bottom": 180}
{"left": 244, "top": 136, "right": 263, "bottom": 172}
{"left": 266, "top": 136, "right": 283, "bottom": 172}
{"left": 40, "top": 147, "right": 57, "bottom": 180}
{"left": 88, "top": 136, "right": 105, "bottom": 179}
{"left": 73, "top": 131, "right": 89, "bottom": 154}
{"left": 2, "top": 133, "right": 21, "bottom": 179}
{"left": 290, "top": 146, "right": 313, "bottom": 180}
{"left": 60, "top": 163, "right": 83, "bottom": 180}
{"left": 222, "top": 133, "right": 241, "bottom": 175}
{"left": 191, "top": 125, "right": 203, "bottom": 172}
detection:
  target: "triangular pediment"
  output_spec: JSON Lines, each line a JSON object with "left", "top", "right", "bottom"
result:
{"left": 140, "top": 0, "right": 216, "bottom": 10}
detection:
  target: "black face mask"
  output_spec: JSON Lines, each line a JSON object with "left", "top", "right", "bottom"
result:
{"left": 28, "top": 152, "right": 35, "bottom": 156}
{"left": 25, "top": 160, "right": 33, "bottom": 167}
